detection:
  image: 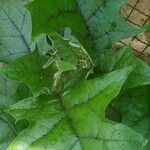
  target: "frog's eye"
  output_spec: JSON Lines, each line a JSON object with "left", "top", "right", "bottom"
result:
{"left": 45, "top": 53, "right": 51, "bottom": 57}
{"left": 45, "top": 51, "right": 55, "bottom": 57}
{"left": 78, "top": 60, "right": 86, "bottom": 68}
{"left": 60, "top": 57, "right": 64, "bottom": 61}
{"left": 78, "top": 59, "right": 93, "bottom": 69}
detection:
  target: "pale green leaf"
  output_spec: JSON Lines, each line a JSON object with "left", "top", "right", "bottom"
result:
{"left": 0, "top": 1, "right": 32, "bottom": 63}
{"left": 76, "top": 0, "right": 141, "bottom": 51}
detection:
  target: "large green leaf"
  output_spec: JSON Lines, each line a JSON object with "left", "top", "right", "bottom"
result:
{"left": 6, "top": 67, "right": 147, "bottom": 150}
{"left": 97, "top": 46, "right": 150, "bottom": 88}
{"left": 27, "top": 0, "right": 140, "bottom": 56}
{"left": 0, "top": 0, "right": 32, "bottom": 63}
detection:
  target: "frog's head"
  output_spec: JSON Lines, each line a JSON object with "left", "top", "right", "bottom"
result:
{"left": 45, "top": 30, "right": 94, "bottom": 92}
{"left": 46, "top": 30, "right": 94, "bottom": 70}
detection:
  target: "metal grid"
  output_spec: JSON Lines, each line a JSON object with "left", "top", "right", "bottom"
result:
{"left": 120, "top": 0, "right": 150, "bottom": 58}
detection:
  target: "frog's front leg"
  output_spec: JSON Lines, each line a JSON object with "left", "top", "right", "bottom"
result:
{"left": 53, "top": 59, "right": 77, "bottom": 92}
{"left": 53, "top": 71, "right": 62, "bottom": 92}
{"left": 43, "top": 49, "right": 57, "bottom": 69}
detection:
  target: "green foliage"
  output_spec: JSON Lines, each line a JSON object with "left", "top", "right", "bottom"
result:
{"left": 108, "top": 85, "right": 150, "bottom": 149}
{"left": 0, "top": 0, "right": 150, "bottom": 150}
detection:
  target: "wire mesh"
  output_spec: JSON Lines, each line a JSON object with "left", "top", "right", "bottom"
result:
{"left": 118, "top": 0, "right": 150, "bottom": 60}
